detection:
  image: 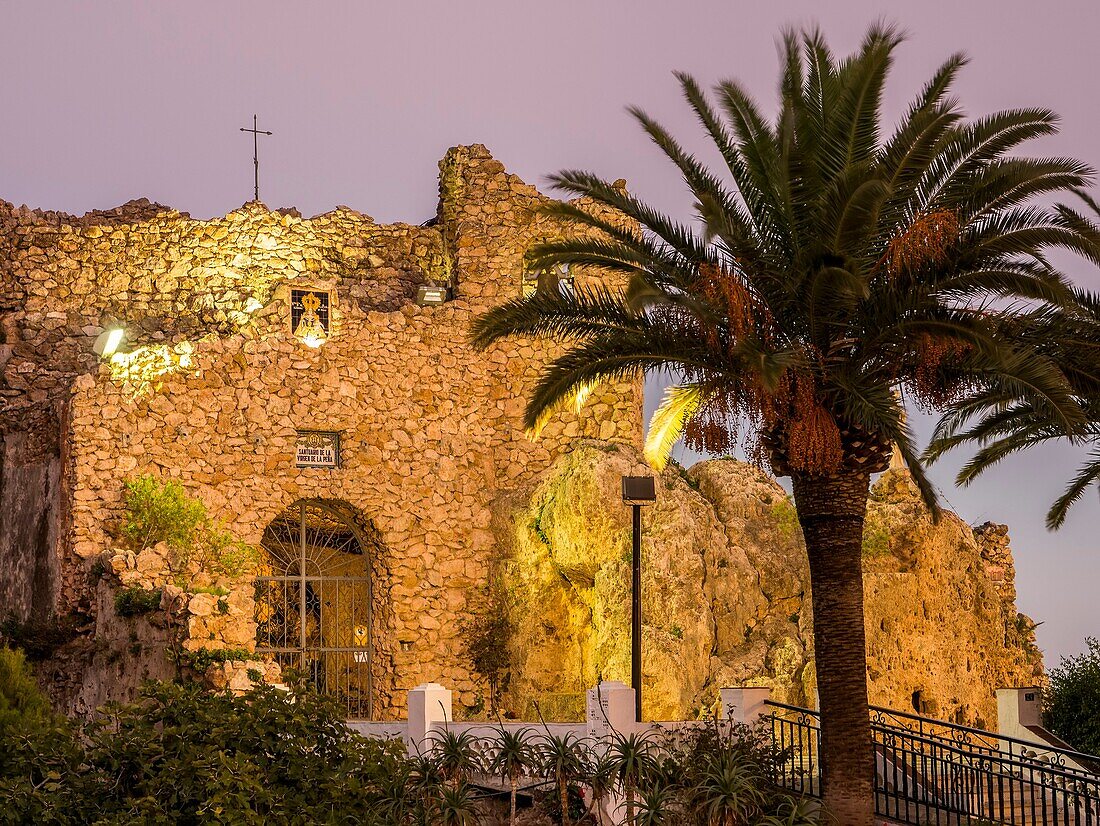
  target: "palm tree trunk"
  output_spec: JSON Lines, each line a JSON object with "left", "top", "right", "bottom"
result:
{"left": 791, "top": 469, "right": 875, "bottom": 826}
{"left": 509, "top": 777, "right": 517, "bottom": 825}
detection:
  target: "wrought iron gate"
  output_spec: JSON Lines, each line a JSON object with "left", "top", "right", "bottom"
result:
{"left": 254, "top": 500, "right": 374, "bottom": 718}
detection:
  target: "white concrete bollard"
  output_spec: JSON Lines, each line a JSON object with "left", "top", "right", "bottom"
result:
{"left": 719, "top": 686, "right": 772, "bottom": 724}
{"left": 407, "top": 682, "right": 452, "bottom": 752}
{"left": 586, "top": 680, "right": 636, "bottom": 739}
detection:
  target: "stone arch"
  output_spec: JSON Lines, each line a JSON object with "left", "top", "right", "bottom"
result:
{"left": 254, "top": 498, "right": 389, "bottom": 719}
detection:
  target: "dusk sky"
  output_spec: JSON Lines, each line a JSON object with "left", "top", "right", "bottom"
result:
{"left": 2, "top": 1, "right": 1097, "bottom": 665}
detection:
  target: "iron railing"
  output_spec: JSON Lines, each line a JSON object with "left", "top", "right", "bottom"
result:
{"left": 765, "top": 700, "right": 1100, "bottom": 825}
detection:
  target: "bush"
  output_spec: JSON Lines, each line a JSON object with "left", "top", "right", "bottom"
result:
{"left": 461, "top": 588, "right": 512, "bottom": 712}
{"left": 1044, "top": 636, "right": 1100, "bottom": 754}
{"left": 0, "top": 616, "right": 78, "bottom": 662}
{"left": 0, "top": 680, "right": 412, "bottom": 825}
{"left": 122, "top": 475, "right": 206, "bottom": 552}
{"left": 114, "top": 587, "right": 163, "bottom": 617}
{"left": 0, "top": 677, "right": 817, "bottom": 825}
{"left": 121, "top": 475, "right": 260, "bottom": 581}
{"left": 0, "top": 648, "right": 53, "bottom": 738}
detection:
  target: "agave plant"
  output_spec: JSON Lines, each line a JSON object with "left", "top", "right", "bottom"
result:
{"left": 632, "top": 784, "right": 682, "bottom": 826}
{"left": 582, "top": 748, "right": 620, "bottom": 826}
{"left": 488, "top": 725, "right": 537, "bottom": 826}
{"left": 683, "top": 749, "right": 771, "bottom": 826}
{"left": 437, "top": 781, "right": 482, "bottom": 826}
{"left": 757, "top": 795, "right": 822, "bottom": 826}
{"left": 406, "top": 752, "right": 448, "bottom": 825}
{"left": 471, "top": 23, "right": 1099, "bottom": 824}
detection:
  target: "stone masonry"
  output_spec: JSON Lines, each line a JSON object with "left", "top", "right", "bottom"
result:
{"left": 0, "top": 145, "right": 641, "bottom": 715}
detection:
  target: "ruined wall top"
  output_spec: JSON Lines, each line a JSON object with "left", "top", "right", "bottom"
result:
{"left": 0, "top": 144, "right": 634, "bottom": 451}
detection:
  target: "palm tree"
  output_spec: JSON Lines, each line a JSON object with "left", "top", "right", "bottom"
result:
{"left": 472, "top": 24, "right": 1099, "bottom": 823}
{"left": 928, "top": 195, "right": 1100, "bottom": 527}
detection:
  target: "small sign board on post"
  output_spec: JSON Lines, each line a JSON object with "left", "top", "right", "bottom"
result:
{"left": 295, "top": 430, "right": 341, "bottom": 468}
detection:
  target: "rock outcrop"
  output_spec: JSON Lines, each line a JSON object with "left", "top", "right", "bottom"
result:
{"left": 491, "top": 442, "right": 1041, "bottom": 728}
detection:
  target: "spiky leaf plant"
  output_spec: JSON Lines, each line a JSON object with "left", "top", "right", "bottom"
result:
{"left": 430, "top": 729, "right": 484, "bottom": 789}
{"left": 472, "top": 24, "right": 1099, "bottom": 823}
{"left": 535, "top": 728, "right": 587, "bottom": 826}
{"left": 489, "top": 725, "right": 537, "bottom": 826}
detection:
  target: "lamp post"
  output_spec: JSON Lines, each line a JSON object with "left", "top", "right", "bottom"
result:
{"left": 622, "top": 475, "right": 656, "bottom": 722}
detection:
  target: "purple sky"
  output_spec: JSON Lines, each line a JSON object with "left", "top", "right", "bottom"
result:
{"left": 2, "top": 1, "right": 1097, "bottom": 665}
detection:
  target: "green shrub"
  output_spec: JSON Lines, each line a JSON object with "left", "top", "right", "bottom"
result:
{"left": 0, "top": 677, "right": 817, "bottom": 825}
{"left": 0, "top": 648, "right": 53, "bottom": 738}
{"left": 202, "top": 526, "right": 260, "bottom": 579}
{"left": 185, "top": 647, "right": 254, "bottom": 673}
{"left": 770, "top": 498, "right": 801, "bottom": 540}
{"left": 861, "top": 512, "right": 892, "bottom": 558}
{"left": 0, "top": 680, "right": 411, "bottom": 824}
{"left": 121, "top": 475, "right": 260, "bottom": 581}
{"left": 1043, "top": 636, "right": 1100, "bottom": 754}
{"left": 461, "top": 589, "right": 512, "bottom": 712}
{"left": 122, "top": 475, "right": 206, "bottom": 551}
{"left": 114, "top": 587, "right": 163, "bottom": 617}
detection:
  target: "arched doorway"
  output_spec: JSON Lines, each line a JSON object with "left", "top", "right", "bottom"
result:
{"left": 255, "top": 499, "right": 376, "bottom": 718}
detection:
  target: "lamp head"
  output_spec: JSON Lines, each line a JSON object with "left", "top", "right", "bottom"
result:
{"left": 92, "top": 328, "right": 125, "bottom": 359}
{"left": 622, "top": 475, "right": 657, "bottom": 504}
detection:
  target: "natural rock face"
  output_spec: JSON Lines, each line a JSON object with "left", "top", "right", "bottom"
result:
{"left": 492, "top": 443, "right": 1040, "bottom": 728}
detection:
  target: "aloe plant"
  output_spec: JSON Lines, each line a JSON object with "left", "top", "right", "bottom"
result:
{"left": 488, "top": 725, "right": 537, "bottom": 825}
{"left": 431, "top": 728, "right": 483, "bottom": 789}
{"left": 605, "top": 730, "right": 656, "bottom": 824}
{"left": 536, "top": 729, "right": 586, "bottom": 826}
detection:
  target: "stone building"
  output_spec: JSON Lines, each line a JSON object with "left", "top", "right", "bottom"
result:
{"left": 0, "top": 144, "right": 1040, "bottom": 724}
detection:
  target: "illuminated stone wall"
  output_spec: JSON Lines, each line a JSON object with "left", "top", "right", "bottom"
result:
{"left": 494, "top": 443, "right": 1042, "bottom": 729}
{"left": 0, "top": 145, "right": 642, "bottom": 715}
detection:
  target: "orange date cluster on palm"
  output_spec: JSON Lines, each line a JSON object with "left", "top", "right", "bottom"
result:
{"left": 762, "top": 420, "right": 892, "bottom": 478}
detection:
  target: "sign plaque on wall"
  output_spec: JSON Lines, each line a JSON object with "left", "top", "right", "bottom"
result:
{"left": 295, "top": 430, "right": 341, "bottom": 468}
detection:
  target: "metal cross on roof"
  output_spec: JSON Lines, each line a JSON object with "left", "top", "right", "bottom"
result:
{"left": 239, "top": 114, "right": 273, "bottom": 203}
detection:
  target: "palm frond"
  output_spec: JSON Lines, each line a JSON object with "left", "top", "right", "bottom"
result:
{"left": 644, "top": 384, "right": 708, "bottom": 470}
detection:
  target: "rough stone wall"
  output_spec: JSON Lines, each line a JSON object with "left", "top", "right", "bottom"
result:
{"left": 494, "top": 443, "right": 1041, "bottom": 729}
{"left": 1, "top": 145, "right": 642, "bottom": 716}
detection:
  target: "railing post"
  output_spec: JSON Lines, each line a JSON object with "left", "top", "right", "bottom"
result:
{"left": 719, "top": 686, "right": 772, "bottom": 724}
{"left": 407, "top": 682, "right": 452, "bottom": 752}
{"left": 586, "top": 680, "right": 636, "bottom": 739}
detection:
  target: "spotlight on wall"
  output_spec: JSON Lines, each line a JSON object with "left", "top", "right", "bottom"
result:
{"left": 416, "top": 285, "right": 451, "bottom": 306}
{"left": 92, "top": 328, "right": 126, "bottom": 359}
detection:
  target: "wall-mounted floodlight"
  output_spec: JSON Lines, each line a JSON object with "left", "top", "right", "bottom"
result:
{"left": 416, "top": 285, "right": 451, "bottom": 306}
{"left": 92, "top": 328, "right": 126, "bottom": 359}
